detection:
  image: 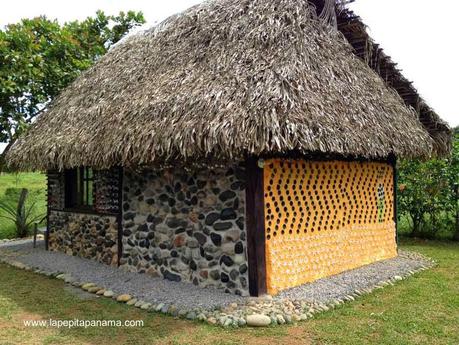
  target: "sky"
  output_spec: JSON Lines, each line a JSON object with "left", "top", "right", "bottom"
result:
{"left": 0, "top": 0, "right": 457, "bottom": 151}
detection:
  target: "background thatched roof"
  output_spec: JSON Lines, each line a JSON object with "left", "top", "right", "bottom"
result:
{"left": 6, "top": 0, "right": 451, "bottom": 171}
{"left": 335, "top": 4, "right": 452, "bottom": 157}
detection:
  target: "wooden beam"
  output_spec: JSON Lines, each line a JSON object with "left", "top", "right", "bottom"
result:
{"left": 45, "top": 172, "right": 50, "bottom": 251}
{"left": 117, "top": 166, "right": 124, "bottom": 267}
{"left": 245, "top": 157, "right": 267, "bottom": 297}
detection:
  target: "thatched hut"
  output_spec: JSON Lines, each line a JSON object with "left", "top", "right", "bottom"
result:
{"left": 6, "top": 0, "right": 451, "bottom": 296}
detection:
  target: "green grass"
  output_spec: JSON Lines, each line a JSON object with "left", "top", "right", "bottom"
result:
{"left": 0, "top": 239, "right": 458, "bottom": 344}
{"left": 307, "top": 239, "right": 459, "bottom": 345}
{"left": 0, "top": 172, "right": 46, "bottom": 239}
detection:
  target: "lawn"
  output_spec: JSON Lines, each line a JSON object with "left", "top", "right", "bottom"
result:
{"left": 0, "top": 239, "right": 457, "bottom": 345}
{"left": 0, "top": 172, "right": 46, "bottom": 239}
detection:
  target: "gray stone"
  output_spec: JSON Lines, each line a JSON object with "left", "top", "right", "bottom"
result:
{"left": 223, "top": 318, "right": 233, "bottom": 327}
{"left": 205, "top": 213, "right": 220, "bottom": 226}
{"left": 209, "top": 270, "right": 220, "bottom": 280}
{"left": 219, "top": 191, "right": 236, "bottom": 202}
{"left": 186, "top": 311, "right": 197, "bottom": 320}
{"left": 277, "top": 315, "right": 286, "bottom": 324}
{"left": 220, "top": 255, "right": 234, "bottom": 267}
{"left": 220, "top": 208, "right": 237, "bottom": 220}
{"left": 221, "top": 243, "right": 235, "bottom": 255}
{"left": 210, "top": 233, "right": 222, "bottom": 246}
{"left": 163, "top": 270, "right": 181, "bottom": 282}
{"left": 186, "top": 238, "right": 199, "bottom": 249}
{"left": 213, "top": 222, "right": 233, "bottom": 231}
{"left": 193, "top": 232, "right": 207, "bottom": 246}
{"left": 103, "top": 290, "right": 115, "bottom": 297}
{"left": 235, "top": 241, "right": 244, "bottom": 254}
{"left": 224, "top": 230, "right": 240, "bottom": 242}
{"left": 230, "top": 269, "right": 239, "bottom": 281}
{"left": 141, "top": 303, "right": 152, "bottom": 310}
{"left": 246, "top": 314, "right": 271, "bottom": 327}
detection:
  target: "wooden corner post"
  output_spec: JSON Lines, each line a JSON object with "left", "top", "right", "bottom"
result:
{"left": 389, "top": 154, "right": 398, "bottom": 246}
{"left": 117, "top": 166, "right": 124, "bottom": 267}
{"left": 245, "top": 157, "right": 267, "bottom": 297}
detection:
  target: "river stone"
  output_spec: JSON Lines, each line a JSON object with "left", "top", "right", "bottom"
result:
{"left": 246, "top": 314, "right": 271, "bottom": 327}
{"left": 168, "top": 306, "right": 179, "bottom": 316}
{"left": 88, "top": 286, "right": 102, "bottom": 293}
{"left": 81, "top": 283, "right": 96, "bottom": 290}
{"left": 223, "top": 318, "right": 233, "bottom": 327}
{"left": 220, "top": 208, "right": 237, "bottom": 220}
{"left": 210, "top": 233, "right": 222, "bottom": 246}
{"left": 186, "top": 311, "right": 197, "bottom": 320}
{"left": 103, "top": 290, "right": 115, "bottom": 297}
{"left": 140, "top": 303, "right": 152, "bottom": 310}
{"left": 205, "top": 213, "right": 220, "bottom": 225}
{"left": 61, "top": 274, "right": 73, "bottom": 283}
{"left": 219, "top": 190, "right": 236, "bottom": 202}
{"left": 238, "top": 318, "right": 247, "bottom": 326}
{"left": 126, "top": 298, "right": 138, "bottom": 306}
{"left": 277, "top": 315, "right": 286, "bottom": 324}
{"left": 116, "top": 294, "right": 132, "bottom": 302}
{"left": 193, "top": 232, "right": 207, "bottom": 246}
{"left": 213, "top": 222, "right": 232, "bottom": 231}
{"left": 220, "top": 255, "right": 234, "bottom": 266}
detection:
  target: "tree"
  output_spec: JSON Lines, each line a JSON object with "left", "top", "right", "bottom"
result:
{"left": 0, "top": 10, "right": 145, "bottom": 162}
{"left": 398, "top": 128, "right": 459, "bottom": 239}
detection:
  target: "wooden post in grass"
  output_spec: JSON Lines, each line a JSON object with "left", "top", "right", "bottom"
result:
{"left": 33, "top": 222, "right": 38, "bottom": 248}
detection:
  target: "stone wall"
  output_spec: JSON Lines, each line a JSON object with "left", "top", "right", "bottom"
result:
{"left": 48, "top": 211, "right": 119, "bottom": 266}
{"left": 47, "top": 171, "right": 65, "bottom": 210}
{"left": 94, "top": 168, "right": 121, "bottom": 214}
{"left": 120, "top": 165, "right": 249, "bottom": 296}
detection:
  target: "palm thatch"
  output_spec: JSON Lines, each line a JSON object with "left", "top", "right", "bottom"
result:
{"left": 6, "top": 0, "right": 450, "bottom": 171}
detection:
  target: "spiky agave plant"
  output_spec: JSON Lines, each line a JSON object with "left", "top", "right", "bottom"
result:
{"left": 0, "top": 188, "right": 45, "bottom": 238}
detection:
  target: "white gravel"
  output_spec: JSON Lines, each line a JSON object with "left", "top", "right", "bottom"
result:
{"left": 277, "top": 251, "right": 430, "bottom": 303}
{"left": 0, "top": 240, "right": 244, "bottom": 310}
{"left": 0, "top": 240, "right": 432, "bottom": 312}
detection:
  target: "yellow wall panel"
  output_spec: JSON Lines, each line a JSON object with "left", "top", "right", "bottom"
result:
{"left": 264, "top": 159, "right": 397, "bottom": 295}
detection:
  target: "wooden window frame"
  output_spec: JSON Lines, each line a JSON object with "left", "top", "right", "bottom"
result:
{"left": 64, "top": 167, "right": 94, "bottom": 211}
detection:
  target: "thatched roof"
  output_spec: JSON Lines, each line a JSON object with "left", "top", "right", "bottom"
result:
{"left": 6, "top": 0, "right": 451, "bottom": 171}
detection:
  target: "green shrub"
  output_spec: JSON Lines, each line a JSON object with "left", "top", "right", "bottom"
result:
{"left": 398, "top": 128, "right": 459, "bottom": 240}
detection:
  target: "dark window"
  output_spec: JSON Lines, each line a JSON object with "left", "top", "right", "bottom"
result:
{"left": 65, "top": 167, "right": 94, "bottom": 209}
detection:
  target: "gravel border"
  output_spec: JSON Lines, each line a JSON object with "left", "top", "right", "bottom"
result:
{"left": 0, "top": 240, "right": 245, "bottom": 309}
{"left": 0, "top": 239, "right": 435, "bottom": 327}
